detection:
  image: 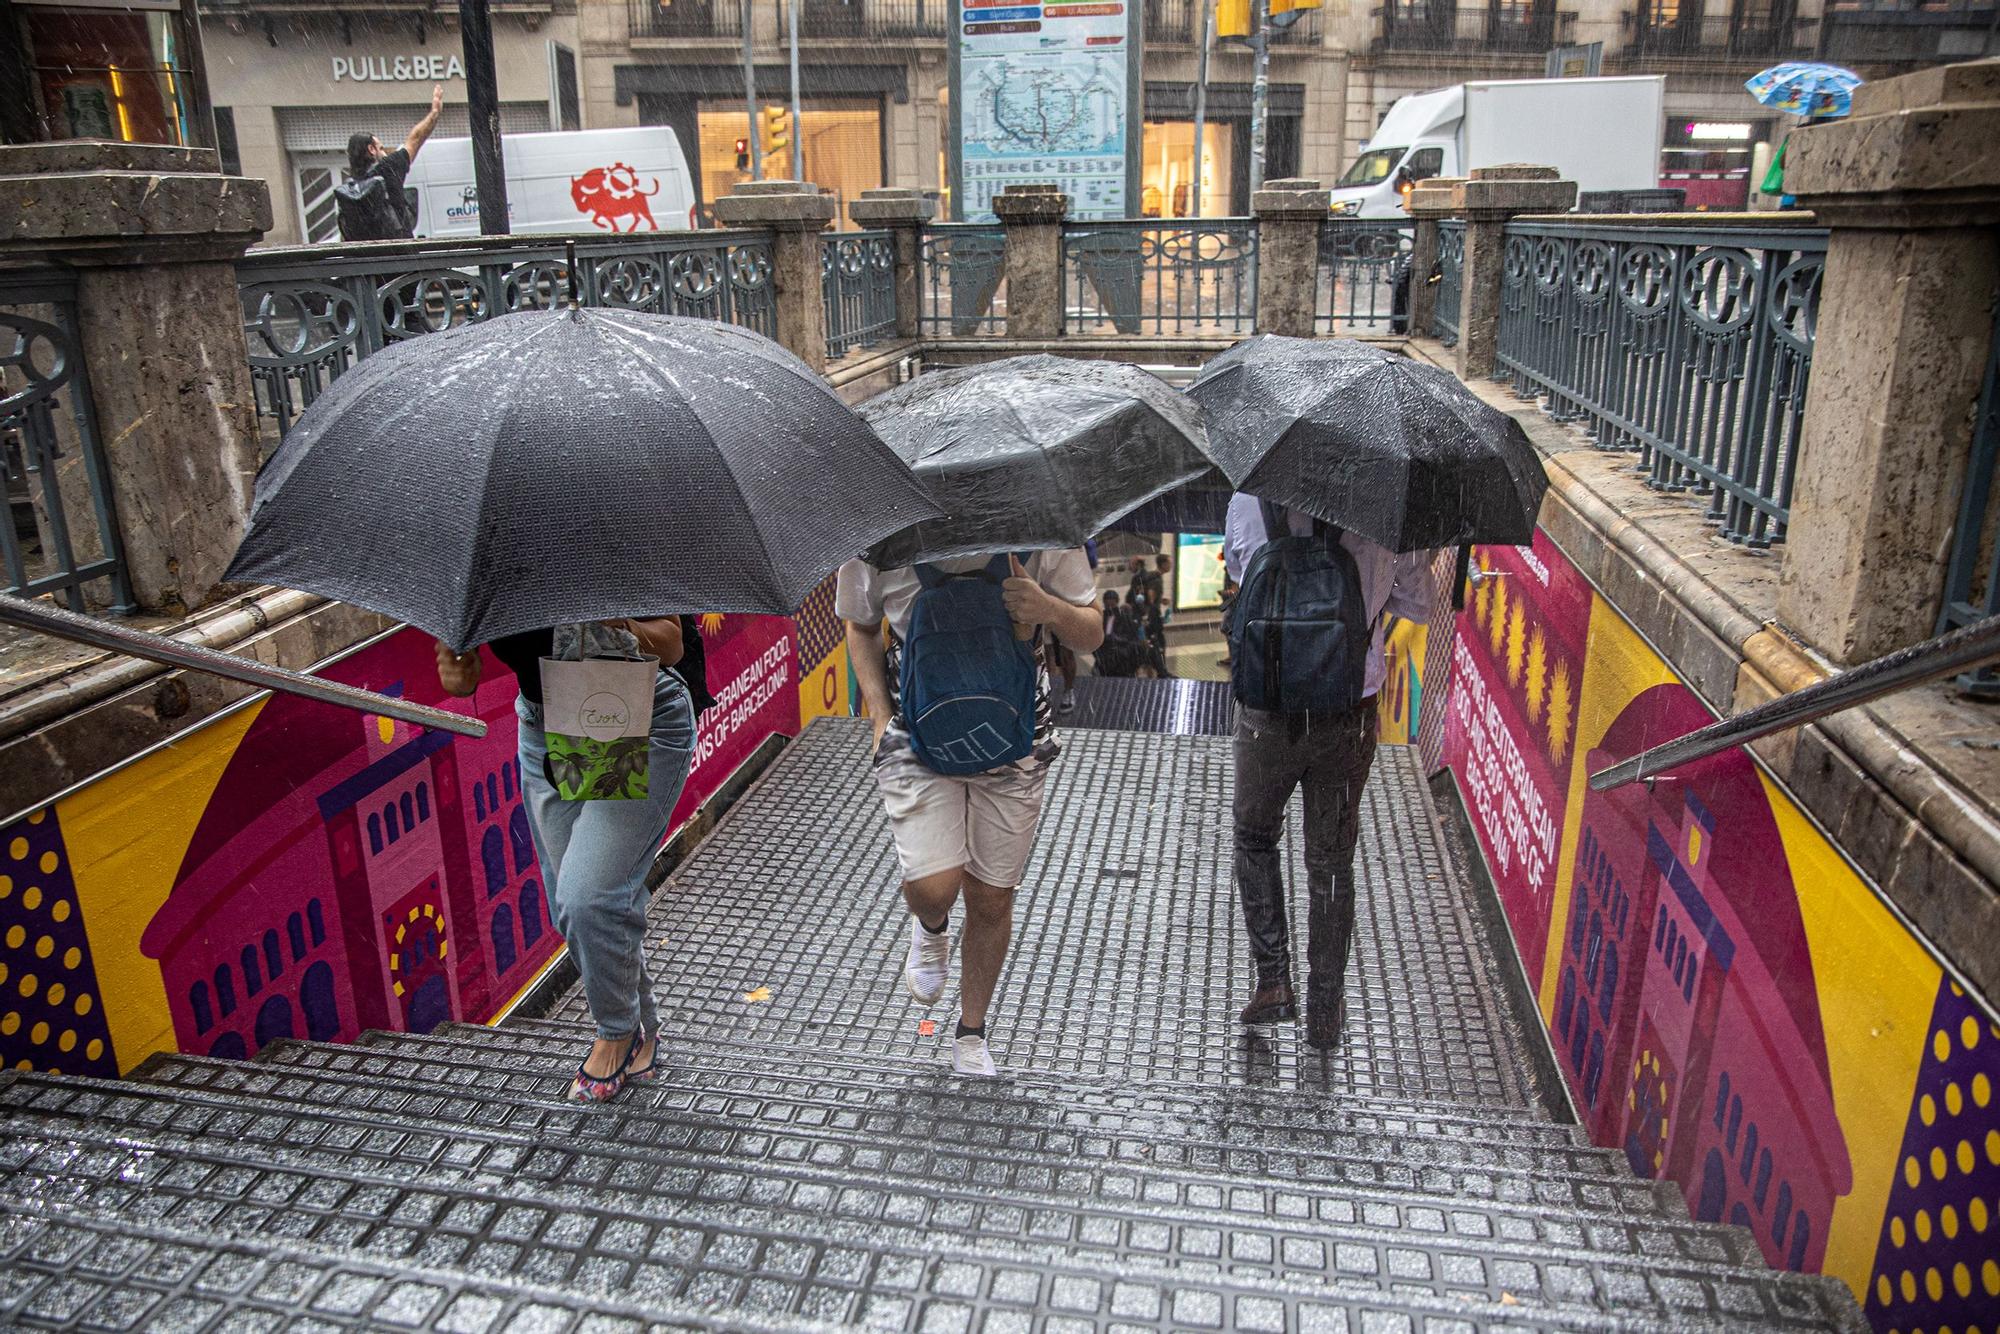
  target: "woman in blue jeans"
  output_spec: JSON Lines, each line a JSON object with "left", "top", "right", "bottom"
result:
{"left": 437, "top": 617, "right": 708, "bottom": 1102}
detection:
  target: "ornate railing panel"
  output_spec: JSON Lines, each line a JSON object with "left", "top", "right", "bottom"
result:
{"left": 1, "top": 271, "right": 133, "bottom": 612}
{"left": 1317, "top": 219, "right": 1414, "bottom": 336}
{"left": 238, "top": 232, "right": 779, "bottom": 440}
{"left": 1061, "top": 220, "right": 1257, "bottom": 337}
{"left": 1496, "top": 221, "right": 1827, "bottom": 547}
{"left": 1938, "top": 302, "right": 2000, "bottom": 695}
{"left": 920, "top": 225, "right": 1007, "bottom": 336}
{"left": 1431, "top": 220, "right": 1465, "bottom": 345}
{"left": 822, "top": 230, "right": 898, "bottom": 358}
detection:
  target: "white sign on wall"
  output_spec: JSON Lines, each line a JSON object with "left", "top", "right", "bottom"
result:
{"left": 332, "top": 55, "right": 467, "bottom": 83}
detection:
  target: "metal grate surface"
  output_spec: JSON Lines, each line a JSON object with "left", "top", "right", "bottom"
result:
{"left": 1061, "top": 677, "right": 1238, "bottom": 736}
{"left": 553, "top": 720, "right": 1539, "bottom": 1108}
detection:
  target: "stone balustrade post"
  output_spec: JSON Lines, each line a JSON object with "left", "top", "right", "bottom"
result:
{"left": 847, "top": 187, "right": 935, "bottom": 339}
{"left": 1251, "top": 179, "right": 1327, "bottom": 338}
{"left": 712, "top": 180, "right": 839, "bottom": 372}
{"left": 991, "top": 185, "right": 1069, "bottom": 340}
{"left": 1451, "top": 166, "right": 1578, "bottom": 380}
{"left": 0, "top": 143, "right": 271, "bottom": 616}
{"left": 1404, "top": 178, "right": 1466, "bottom": 337}
{"left": 1777, "top": 60, "right": 2000, "bottom": 666}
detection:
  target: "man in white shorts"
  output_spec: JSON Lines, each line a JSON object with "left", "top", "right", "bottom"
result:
{"left": 838, "top": 550, "right": 1104, "bottom": 1075}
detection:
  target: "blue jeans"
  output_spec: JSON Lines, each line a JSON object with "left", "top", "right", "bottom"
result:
{"left": 516, "top": 670, "right": 696, "bottom": 1040}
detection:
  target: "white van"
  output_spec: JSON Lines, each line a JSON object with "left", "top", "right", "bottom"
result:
{"left": 1329, "top": 77, "right": 1665, "bottom": 219}
{"left": 407, "top": 125, "right": 698, "bottom": 236}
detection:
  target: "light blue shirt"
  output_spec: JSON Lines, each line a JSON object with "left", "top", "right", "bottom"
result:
{"left": 1222, "top": 493, "right": 1437, "bottom": 700}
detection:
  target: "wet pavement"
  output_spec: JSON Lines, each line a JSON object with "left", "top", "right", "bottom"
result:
{"left": 0, "top": 714, "right": 1866, "bottom": 1331}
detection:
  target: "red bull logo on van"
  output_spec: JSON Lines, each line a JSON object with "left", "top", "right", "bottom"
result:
{"left": 571, "top": 163, "right": 659, "bottom": 232}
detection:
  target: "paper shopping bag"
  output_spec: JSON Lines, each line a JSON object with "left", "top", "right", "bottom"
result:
{"left": 539, "top": 655, "right": 659, "bottom": 801}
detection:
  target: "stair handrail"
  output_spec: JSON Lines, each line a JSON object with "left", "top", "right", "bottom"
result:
{"left": 1588, "top": 615, "right": 2000, "bottom": 792}
{"left": 0, "top": 591, "right": 486, "bottom": 739}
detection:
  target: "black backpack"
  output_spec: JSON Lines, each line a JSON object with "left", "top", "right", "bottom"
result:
{"left": 1222, "top": 500, "right": 1371, "bottom": 714}
{"left": 335, "top": 173, "right": 412, "bottom": 242}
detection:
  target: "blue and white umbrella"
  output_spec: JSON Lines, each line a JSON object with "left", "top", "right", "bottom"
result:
{"left": 1746, "top": 61, "right": 1862, "bottom": 118}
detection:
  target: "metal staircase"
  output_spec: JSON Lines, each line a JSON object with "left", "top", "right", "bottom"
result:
{"left": 0, "top": 721, "right": 1866, "bottom": 1331}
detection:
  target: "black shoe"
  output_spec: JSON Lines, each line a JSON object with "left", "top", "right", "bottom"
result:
{"left": 1239, "top": 982, "right": 1297, "bottom": 1025}
{"left": 1304, "top": 990, "right": 1346, "bottom": 1050}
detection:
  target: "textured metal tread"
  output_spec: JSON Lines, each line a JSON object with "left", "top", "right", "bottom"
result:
{"left": 1060, "top": 677, "right": 1238, "bottom": 737}
{"left": 290, "top": 1035, "right": 1626, "bottom": 1183}
{"left": 134, "top": 1054, "right": 1672, "bottom": 1216}
{"left": 0, "top": 1118, "right": 1858, "bottom": 1333}
{"left": 477, "top": 1022, "right": 1574, "bottom": 1142}
{"left": 0, "top": 1194, "right": 800, "bottom": 1333}
{"left": 546, "top": 722, "right": 1541, "bottom": 1110}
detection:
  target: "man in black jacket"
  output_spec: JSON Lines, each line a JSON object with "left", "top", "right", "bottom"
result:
{"left": 338, "top": 85, "right": 444, "bottom": 241}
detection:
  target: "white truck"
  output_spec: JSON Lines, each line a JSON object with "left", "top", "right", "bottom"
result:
{"left": 406, "top": 125, "right": 699, "bottom": 237}
{"left": 1329, "top": 76, "right": 1666, "bottom": 219}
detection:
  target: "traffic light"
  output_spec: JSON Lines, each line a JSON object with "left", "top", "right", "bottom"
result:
{"left": 734, "top": 137, "right": 750, "bottom": 171}
{"left": 1216, "top": 0, "right": 1250, "bottom": 38}
{"left": 761, "top": 105, "right": 790, "bottom": 158}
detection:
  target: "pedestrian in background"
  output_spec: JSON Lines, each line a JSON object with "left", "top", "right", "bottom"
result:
{"left": 337, "top": 84, "right": 442, "bottom": 242}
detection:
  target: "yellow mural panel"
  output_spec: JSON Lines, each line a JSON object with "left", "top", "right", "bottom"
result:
{"left": 798, "top": 644, "right": 851, "bottom": 729}
{"left": 55, "top": 699, "right": 268, "bottom": 1072}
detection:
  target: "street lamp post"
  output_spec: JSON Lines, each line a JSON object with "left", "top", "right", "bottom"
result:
{"left": 787, "top": 0, "right": 804, "bottom": 182}
{"left": 459, "top": 0, "right": 510, "bottom": 233}
{"left": 1190, "top": 0, "right": 1214, "bottom": 216}
{"left": 742, "top": 0, "right": 762, "bottom": 181}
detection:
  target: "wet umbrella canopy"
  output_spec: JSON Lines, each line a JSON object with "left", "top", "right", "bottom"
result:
{"left": 227, "top": 307, "right": 941, "bottom": 651}
{"left": 860, "top": 355, "right": 1216, "bottom": 568}
{"left": 1187, "top": 335, "right": 1548, "bottom": 552}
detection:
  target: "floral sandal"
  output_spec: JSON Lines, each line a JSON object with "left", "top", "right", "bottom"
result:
{"left": 566, "top": 1030, "right": 640, "bottom": 1104}
{"left": 625, "top": 1023, "right": 660, "bottom": 1085}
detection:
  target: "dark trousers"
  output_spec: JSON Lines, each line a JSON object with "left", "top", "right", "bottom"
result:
{"left": 1232, "top": 699, "right": 1379, "bottom": 998}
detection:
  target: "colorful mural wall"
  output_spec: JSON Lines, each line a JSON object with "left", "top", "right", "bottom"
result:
{"left": 1442, "top": 531, "right": 2000, "bottom": 1327}
{"left": 0, "top": 592, "right": 850, "bottom": 1080}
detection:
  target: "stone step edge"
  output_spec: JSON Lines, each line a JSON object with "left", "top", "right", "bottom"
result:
{"left": 497, "top": 1015, "right": 1555, "bottom": 1127}
{"left": 0, "top": 1104, "right": 1822, "bottom": 1313}
{"left": 0, "top": 1189, "right": 821, "bottom": 1334}
{"left": 0, "top": 1113, "right": 1787, "bottom": 1334}
{"left": 183, "top": 1048, "right": 1661, "bottom": 1208}
{"left": 325, "top": 1031, "right": 1620, "bottom": 1179}
{"left": 124, "top": 1051, "right": 1691, "bottom": 1225}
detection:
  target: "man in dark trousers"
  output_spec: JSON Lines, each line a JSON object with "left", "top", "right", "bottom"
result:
{"left": 1223, "top": 493, "right": 1438, "bottom": 1047}
{"left": 338, "top": 84, "right": 444, "bottom": 241}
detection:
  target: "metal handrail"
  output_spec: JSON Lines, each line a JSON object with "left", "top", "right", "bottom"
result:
{"left": 0, "top": 593, "right": 486, "bottom": 739}
{"left": 1588, "top": 615, "right": 2000, "bottom": 791}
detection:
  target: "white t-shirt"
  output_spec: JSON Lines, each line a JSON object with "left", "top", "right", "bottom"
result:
{"left": 834, "top": 549, "right": 1098, "bottom": 639}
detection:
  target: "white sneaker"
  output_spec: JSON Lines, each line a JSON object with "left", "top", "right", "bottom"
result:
{"left": 952, "top": 1032, "right": 998, "bottom": 1077}
{"left": 904, "top": 916, "right": 951, "bottom": 1004}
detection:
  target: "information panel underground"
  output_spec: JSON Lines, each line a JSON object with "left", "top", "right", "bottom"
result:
{"left": 950, "top": 0, "right": 1141, "bottom": 220}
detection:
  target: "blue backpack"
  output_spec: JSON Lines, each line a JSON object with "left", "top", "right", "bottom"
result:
{"left": 1223, "top": 500, "right": 1371, "bottom": 714}
{"left": 899, "top": 556, "right": 1039, "bottom": 775}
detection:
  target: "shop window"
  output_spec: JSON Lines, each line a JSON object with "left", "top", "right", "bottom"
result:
{"left": 696, "top": 99, "right": 884, "bottom": 225}
{"left": 308, "top": 899, "right": 326, "bottom": 946}
{"left": 190, "top": 981, "right": 213, "bottom": 1034}
{"left": 302, "top": 962, "right": 339, "bottom": 1041}
{"left": 510, "top": 806, "right": 535, "bottom": 875}
{"left": 20, "top": 8, "right": 197, "bottom": 145}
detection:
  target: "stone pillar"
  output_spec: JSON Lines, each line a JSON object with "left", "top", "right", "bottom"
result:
{"left": 712, "top": 180, "right": 840, "bottom": 372}
{"left": 991, "top": 185, "right": 1068, "bottom": 340}
{"left": 0, "top": 142, "right": 270, "bottom": 616}
{"left": 847, "top": 187, "right": 935, "bottom": 339}
{"left": 1251, "top": 178, "right": 1326, "bottom": 338}
{"left": 1404, "top": 178, "right": 1466, "bottom": 337}
{"left": 1778, "top": 59, "right": 2000, "bottom": 665}
{"left": 1452, "top": 166, "right": 1578, "bottom": 380}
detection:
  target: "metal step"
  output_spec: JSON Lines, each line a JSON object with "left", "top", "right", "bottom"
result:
{"left": 133, "top": 1051, "right": 1672, "bottom": 1218}
{"left": 0, "top": 1192, "right": 791, "bottom": 1332}
{"left": 0, "top": 1105, "right": 1863, "bottom": 1331}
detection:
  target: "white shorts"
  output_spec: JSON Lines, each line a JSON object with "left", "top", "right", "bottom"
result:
{"left": 871, "top": 742, "right": 1051, "bottom": 889}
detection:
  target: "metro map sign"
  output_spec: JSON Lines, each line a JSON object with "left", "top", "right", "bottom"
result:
{"left": 947, "top": 0, "right": 1144, "bottom": 220}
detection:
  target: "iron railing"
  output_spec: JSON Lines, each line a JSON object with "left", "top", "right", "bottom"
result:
{"left": 1062, "top": 220, "right": 1258, "bottom": 337}
{"left": 1377, "top": 2, "right": 1576, "bottom": 49}
{"left": 1431, "top": 220, "right": 1465, "bottom": 345}
{"left": 822, "top": 230, "right": 898, "bottom": 357}
{"left": 1496, "top": 221, "right": 1827, "bottom": 547}
{"left": 798, "top": 0, "right": 948, "bottom": 37}
{"left": 1148, "top": 0, "right": 1322, "bottom": 41}
{"left": 1937, "top": 302, "right": 2000, "bottom": 694}
{"left": 237, "top": 232, "right": 778, "bottom": 439}
{"left": 627, "top": 0, "right": 744, "bottom": 39}
{"left": 1317, "top": 219, "right": 1412, "bottom": 335}
{"left": 1624, "top": 7, "right": 1814, "bottom": 55}
{"left": 1, "top": 270, "right": 133, "bottom": 612}
{"left": 920, "top": 224, "right": 1008, "bottom": 336}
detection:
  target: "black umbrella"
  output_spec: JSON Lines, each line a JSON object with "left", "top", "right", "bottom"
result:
{"left": 227, "top": 307, "right": 940, "bottom": 650}
{"left": 860, "top": 355, "right": 1215, "bottom": 567}
{"left": 1186, "top": 335, "right": 1548, "bottom": 552}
